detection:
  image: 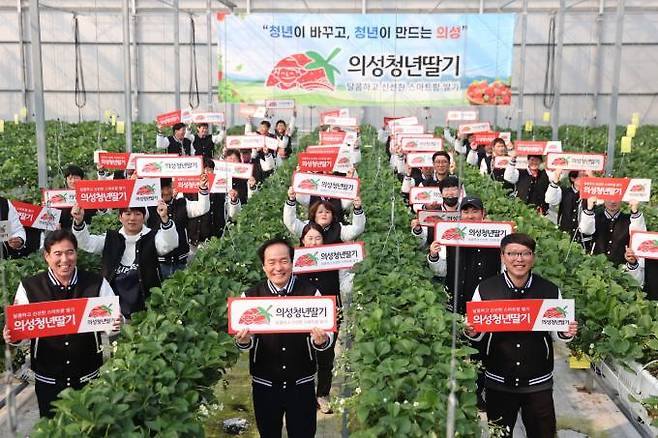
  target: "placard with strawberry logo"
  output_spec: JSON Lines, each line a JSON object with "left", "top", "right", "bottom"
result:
{"left": 305, "top": 146, "right": 352, "bottom": 173}
{"left": 297, "top": 152, "right": 338, "bottom": 174}
{"left": 630, "top": 231, "right": 658, "bottom": 260}
{"left": 156, "top": 109, "right": 182, "bottom": 127}
{"left": 514, "top": 140, "right": 562, "bottom": 156}
{"left": 387, "top": 116, "right": 419, "bottom": 127}
{"left": 135, "top": 156, "right": 203, "bottom": 178}
{"left": 225, "top": 135, "right": 265, "bottom": 150}
{"left": 493, "top": 155, "right": 528, "bottom": 170}
{"left": 184, "top": 112, "right": 225, "bottom": 124}
{"left": 446, "top": 110, "right": 478, "bottom": 122}
{"left": 392, "top": 124, "right": 424, "bottom": 135}
{"left": 401, "top": 137, "right": 443, "bottom": 152}
{"left": 124, "top": 153, "right": 179, "bottom": 170}
{"left": 409, "top": 187, "right": 443, "bottom": 205}
{"left": 319, "top": 131, "right": 347, "bottom": 145}
{"left": 292, "top": 172, "right": 359, "bottom": 200}
{"left": 97, "top": 152, "right": 131, "bottom": 170}
{"left": 212, "top": 160, "right": 254, "bottom": 180}
{"left": 406, "top": 152, "right": 435, "bottom": 168}
{"left": 433, "top": 220, "right": 515, "bottom": 247}
{"left": 467, "top": 298, "right": 575, "bottom": 332}
{"left": 11, "top": 200, "right": 61, "bottom": 231}
{"left": 75, "top": 178, "right": 161, "bottom": 209}
{"left": 580, "top": 177, "right": 652, "bottom": 202}
{"left": 6, "top": 296, "right": 120, "bottom": 341}
{"left": 42, "top": 189, "right": 77, "bottom": 208}
{"left": 228, "top": 296, "right": 337, "bottom": 334}
{"left": 472, "top": 131, "right": 500, "bottom": 146}
{"left": 458, "top": 122, "right": 491, "bottom": 136}
{"left": 292, "top": 242, "right": 365, "bottom": 274}
{"left": 323, "top": 116, "right": 358, "bottom": 127}
{"left": 264, "top": 99, "right": 295, "bottom": 109}
{"left": 417, "top": 210, "right": 461, "bottom": 227}
{"left": 545, "top": 153, "right": 606, "bottom": 172}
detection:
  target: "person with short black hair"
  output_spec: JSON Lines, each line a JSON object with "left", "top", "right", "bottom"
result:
{"left": 156, "top": 122, "right": 192, "bottom": 155}
{"left": 625, "top": 245, "right": 658, "bottom": 300}
{"left": 401, "top": 151, "right": 453, "bottom": 204}
{"left": 465, "top": 233, "right": 578, "bottom": 438}
{"left": 410, "top": 176, "right": 464, "bottom": 248}
{"left": 503, "top": 150, "right": 551, "bottom": 215}
{"left": 545, "top": 168, "right": 593, "bottom": 250}
{"left": 274, "top": 115, "right": 296, "bottom": 159}
{"left": 3, "top": 229, "right": 120, "bottom": 418}
{"left": 58, "top": 165, "right": 98, "bottom": 229}
{"left": 147, "top": 174, "right": 210, "bottom": 278}
{"left": 185, "top": 122, "right": 224, "bottom": 159}
{"left": 234, "top": 237, "right": 333, "bottom": 437}
{"left": 70, "top": 201, "right": 178, "bottom": 318}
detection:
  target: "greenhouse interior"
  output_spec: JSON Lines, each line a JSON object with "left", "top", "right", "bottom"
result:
{"left": 0, "top": 0, "right": 657, "bottom": 436}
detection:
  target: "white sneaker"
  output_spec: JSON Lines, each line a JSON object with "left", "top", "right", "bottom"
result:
{"left": 317, "top": 396, "right": 332, "bottom": 414}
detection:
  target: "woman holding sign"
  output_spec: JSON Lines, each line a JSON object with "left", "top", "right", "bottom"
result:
{"left": 284, "top": 187, "right": 365, "bottom": 244}
{"left": 297, "top": 223, "right": 342, "bottom": 414}
{"left": 3, "top": 230, "right": 120, "bottom": 418}
{"left": 465, "top": 233, "right": 578, "bottom": 438}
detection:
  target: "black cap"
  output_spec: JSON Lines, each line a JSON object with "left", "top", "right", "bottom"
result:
{"left": 459, "top": 196, "right": 484, "bottom": 211}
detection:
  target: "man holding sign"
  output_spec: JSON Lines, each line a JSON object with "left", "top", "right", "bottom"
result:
{"left": 233, "top": 238, "right": 333, "bottom": 438}
{"left": 465, "top": 233, "right": 578, "bottom": 438}
{"left": 3, "top": 230, "right": 120, "bottom": 418}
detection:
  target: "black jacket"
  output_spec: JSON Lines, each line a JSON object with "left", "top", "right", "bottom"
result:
{"left": 514, "top": 169, "right": 550, "bottom": 214}
{"left": 147, "top": 198, "right": 190, "bottom": 263}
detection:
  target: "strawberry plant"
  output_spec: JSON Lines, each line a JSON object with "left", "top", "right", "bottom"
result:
{"left": 346, "top": 128, "right": 479, "bottom": 436}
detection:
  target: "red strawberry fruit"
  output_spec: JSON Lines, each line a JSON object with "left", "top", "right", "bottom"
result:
{"left": 416, "top": 191, "right": 432, "bottom": 201}
{"left": 411, "top": 157, "right": 425, "bottom": 164}
{"left": 40, "top": 212, "right": 56, "bottom": 221}
{"left": 239, "top": 306, "right": 273, "bottom": 325}
{"left": 266, "top": 48, "right": 341, "bottom": 92}
{"left": 50, "top": 194, "right": 67, "bottom": 203}
{"left": 89, "top": 304, "right": 113, "bottom": 318}
{"left": 295, "top": 253, "right": 319, "bottom": 267}
{"left": 441, "top": 226, "right": 466, "bottom": 240}
{"left": 630, "top": 184, "right": 645, "bottom": 192}
{"left": 142, "top": 162, "right": 163, "bottom": 173}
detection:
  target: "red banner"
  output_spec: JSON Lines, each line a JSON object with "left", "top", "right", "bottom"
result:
{"left": 579, "top": 177, "right": 629, "bottom": 201}
{"left": 472, "top": 131, "right": 500, "bottom": 146}
{"left": 319, "top": 131, "right": 347, "bottom": 145}
{"left": 514, "top": 141, "right": 546, "bottom": 155}
{"left": 297, "top": 152, "right": 338, "bottom": 173}
{"left": 10, "top": 201, "right": 61, "bottom": 230}
{"left": 98, "top": 152, "right": 130, "bottom": 170}
{"left": 156, "top": 110, "right": 182, "bottom": 127}
{"left": 12, "top": 201, "right": 42, "bottom": 227}
{"left": 174, "top": 175, "right": 207, "bottom": 194}
{"left": 6, "top": 296, "right": 120, "bottom": 341}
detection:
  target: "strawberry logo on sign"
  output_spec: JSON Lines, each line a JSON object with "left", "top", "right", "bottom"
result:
{"left": 416, "top": 191, "right": 432, "bottom": 201}
{"left": 88, "top": 304, "right": 113, "bottom": 317}
{"left": 298, "top": 178, "right": 319, "bottom": 190}
{"left": 295, "top": 253, "right": 319, "bottom": 267}
{"left": 49, "top": 194, "right": 67, "bottom": 204}
{"left": 40, "top": 211, "right": 56, "bottom": 222}
{"left": 441, "top": 227, "right": 466, "bottom": 240}
{"left": 551, "top": 157, "right": 568, "bottom": 166}
{"left": 638, "top": 239, "right": 658, "bottom": 253}
{"left": 266, "top": 48, "right": 341, "bottom": 91}
{"left": 136, "top": 184, "right": 157, "bottom": 195}
{"left": 411, "top": 156, "right": 425, "bottom": 164}
{"left": 629, "top": 184, "right": 645, "bottom": 193}
{"left": 229, "top": 138, "right": 241, "bottom": 147}
{"left": 239, "top": 306, "right": 273, "bottom": 325}
{"left": 142, "top": 162, "right": 163, "bottom": 173}
{"left": 543, "top": 306, "right": 567, "bottom": 318}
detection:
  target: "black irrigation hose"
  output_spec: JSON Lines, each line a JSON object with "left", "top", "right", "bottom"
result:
{"left": 74, "top": 15, "right": 87, "bottom": 110}
{"left": 543, "top": 14, "right": 556, "bottom": 109}
{"left": 188, "top": 16, "right": 200, "bottom": 109}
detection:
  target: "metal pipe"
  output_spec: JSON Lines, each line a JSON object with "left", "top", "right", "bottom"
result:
{"left": 362, "top": 0, "right": 366, "bottom": 14}
{"left": 173, "top": 0, "right": 180, "bottom": 109}
{"left": 29, "top": 0, "right": 48, "bottom": 189}
{"left": 246, "top": 0, "right": 251, "bottom": 14}
{"left": 207, "top": 0, "right": 213, "bottom": 110}
{"left": 606, "top": 0, "right": 625, "bottom": 176}
{"left": 479, "top": 0, "right": 484, "bottom": 14}
{"left": 122, "top": 0, "right": 133, "bottom": 152}
{"left": 591, "top": 0, "right": 605, "bottom": 126}
{"left": 516, "top": 0, "right": 528, "bottom": 139}
{"left": 131, "top": 0, "right": 139, "bottom": 119}
{"left": 551, "top": 0, "right": 566, "bottom": 141}
{"left": 17, "top": 0, "right": 28, "bottom": 120}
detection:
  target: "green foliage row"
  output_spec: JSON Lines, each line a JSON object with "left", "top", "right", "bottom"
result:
{"left": 346, "top": 128, "right": 479, "bottom": 437}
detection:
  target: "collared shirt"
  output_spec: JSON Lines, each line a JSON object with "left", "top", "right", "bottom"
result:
{"left": 267, "top": 275, "right": 297, "bottom": 296}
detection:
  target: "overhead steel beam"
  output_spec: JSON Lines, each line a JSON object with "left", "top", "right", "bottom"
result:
{"left": 122, "top": 0, "right": 133, "bottom": 152}
{"left": 551, "top": 0, "right": 566, "bottom": 141}
{"left": 29, "top": 0, "right": 47, "bottom": 189}
{"left": 606, "top": 0, "right": 625, "bottom": 176}
{"left": 516, "top": 0, "right": 528, "bottom": 139}
{"left": 173, "top": 0, "right": 181, "bottom": 109}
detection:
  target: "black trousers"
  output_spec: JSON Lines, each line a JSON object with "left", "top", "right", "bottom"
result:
{"left": 35, "top": 380, "right": 86, "bottom": 418}
{"left": 252, "top": 381, "right": 317, "bottom": 438}
{"left": 485, "top": 388, "right": 556, "bottom": 438}
{"left": 316, "top": 328, "right": 339, "bottom": 397}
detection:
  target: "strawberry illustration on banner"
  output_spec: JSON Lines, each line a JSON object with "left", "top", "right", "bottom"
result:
{"left": 409, "top": 187, "right": 443, "bottom": 205}
{"left": 406, "top": 152, "right": 434, "bottom": 168}
{"left": 434, "top": 220, "right": 514, "bottom": 247}
{"left": 467, "top": 298, "right": 575, "bottom": 332}
{"left": 292, "top": 172, "right": 359, "bottom": 200}
{"left": 417, "top": 210, "right": 461, "bottom": 226}
{"left": 42, "top": 189, "right": 76, "bottom": 208}
{"left": 11, "top": 201, "right": 61, "bottom": 231}
{"left": 630, "top": 231, "right": 658, "bottom": 260}
{"left": 545, "top": 153, "right": 606, "bottom": 172}
{"left": 228, "top": 296, "right": 337, "bottom": 334}
{"left": 466, "top": 79, "right": 512, "bottom": 105}
{"left": 458, "top": 122, "right": 491, "bottom": 136}
{"left": 266, "top": 48, "right": 341, "bottom": 91}
{"left": 292, "top": 242, "right": 365, "bottom": 274}
{"left": 6, "top": 296, "right": 120, "bottom": 341}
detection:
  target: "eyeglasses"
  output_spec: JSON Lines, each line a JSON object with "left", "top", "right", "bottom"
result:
{"left": 504, "top": 251, "right": 533, "bottom": 259}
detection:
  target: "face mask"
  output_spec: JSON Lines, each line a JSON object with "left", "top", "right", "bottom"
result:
{"left": 443, "top": 196, "right": 459, "bottom": 207}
